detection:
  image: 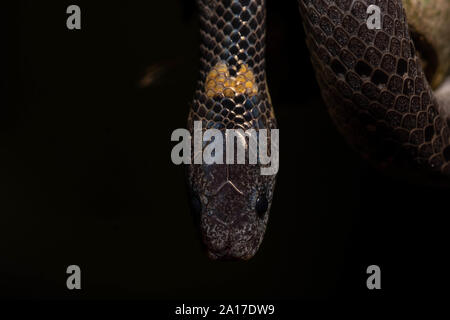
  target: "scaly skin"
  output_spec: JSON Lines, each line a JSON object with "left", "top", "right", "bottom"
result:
{"left": 297, "top": 0, "right": 450, "bottom": 175}
{"left": 187, "top": 0, "right": 277, "bottom": 260}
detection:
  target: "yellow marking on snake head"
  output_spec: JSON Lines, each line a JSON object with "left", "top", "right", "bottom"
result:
{"left": 236, "top": 84, "right": 246, "bottom": 94}
{"left": 208, "top": 69, "right": 218, "bottom": 79}
{"left": 236, "top": 74, "right": 246, "bottom": 83}
{"left": 216, "top": 62, "right": 229, "bottom": 74}
{"left": 239, "top": 64, "right": 248, "bottom": 73}
{"left": 244, "top": 71, "right": 254, "bottom": 80}
{"left": 205, "top": 61, "right": 258, "bottom": 98}
{"left": 206, "top": 79, "right": 216, "bottom": 89}
{"left": 224, "top": 79, "right": 236, "bottom": 88}
{"left": 216, "top": 76, "right": 226, "bottom": 83}
{"left": 223, "top": 88, "right": 235, "bottom": 98}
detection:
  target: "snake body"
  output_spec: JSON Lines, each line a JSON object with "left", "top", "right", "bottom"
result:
{"left": 187, "top": 0, "right": 277, "bottom": 260}
{"left": 187, "top": 0, "right": 450, "bottom": 260}
{"left": 298, "top": 0, "right": 450, "bottom": 174}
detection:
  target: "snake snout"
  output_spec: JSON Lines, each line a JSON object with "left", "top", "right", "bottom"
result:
{"left": 205, "top": 231, "right": 261, "bottom": 261}
{"left": 201, "top": 197, "right": 262, "bottom": 261}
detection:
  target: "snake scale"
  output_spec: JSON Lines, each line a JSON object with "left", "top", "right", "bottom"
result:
{"left": 186, "top": 0, "right": 450, "bottom": 260}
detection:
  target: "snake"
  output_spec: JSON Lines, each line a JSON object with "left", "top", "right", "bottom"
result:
{"left": 186, "top": 0, "right": 450, "bottom": 260}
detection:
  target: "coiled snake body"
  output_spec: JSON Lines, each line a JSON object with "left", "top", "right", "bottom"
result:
{"left": 187, "top": 0, "right": 450, "bottom": 260}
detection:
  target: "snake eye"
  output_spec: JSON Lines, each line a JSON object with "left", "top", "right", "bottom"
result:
{"left": 255, "top": 193, "right": 268, "bottom": 218}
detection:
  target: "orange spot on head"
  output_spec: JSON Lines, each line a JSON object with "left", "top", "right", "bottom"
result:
{"left": 204, "top": 62, "right": 258, "bottom": 98}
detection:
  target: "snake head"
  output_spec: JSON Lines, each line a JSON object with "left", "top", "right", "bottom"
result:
{"left": 187, "top": 162, "right": 276, "bottom": 260}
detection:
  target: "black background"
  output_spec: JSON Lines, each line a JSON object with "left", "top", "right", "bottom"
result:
{"left": 1, "top": 0, "right": 447, "bottom": 302}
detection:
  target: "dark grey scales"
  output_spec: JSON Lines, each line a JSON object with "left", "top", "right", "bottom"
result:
{"left": 297, "top": 0, "right": 450, "bottom": 174}
{"left": 187, "top": 0, "right": 277, "bottom": 260}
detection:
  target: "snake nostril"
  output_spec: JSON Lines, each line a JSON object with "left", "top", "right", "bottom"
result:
{"left": 255, "top": 193, "right": 268, "bottom": 218}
